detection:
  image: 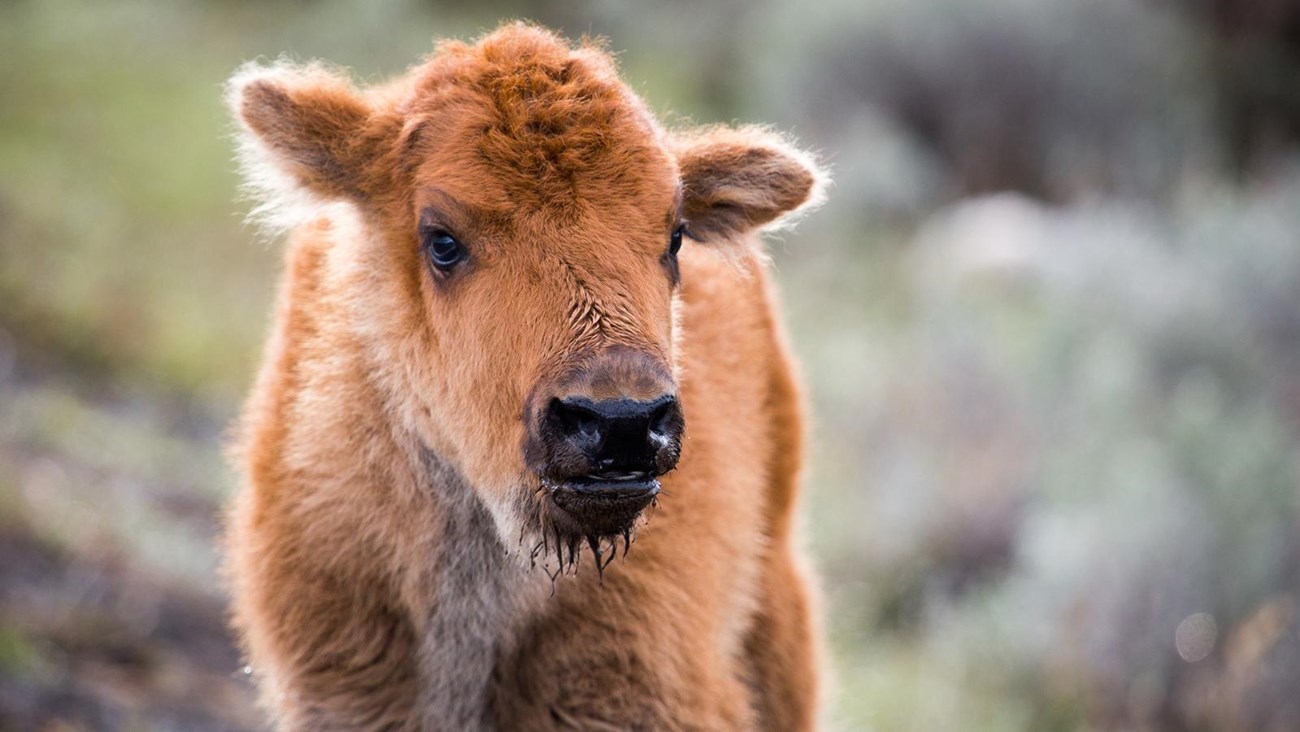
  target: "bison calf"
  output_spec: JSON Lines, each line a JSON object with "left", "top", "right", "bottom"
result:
{"left": 225, "top": 22, "right": 825, "bottom": 730}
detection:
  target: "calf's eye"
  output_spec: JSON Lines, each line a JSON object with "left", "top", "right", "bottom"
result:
{"left": 422, "top": 228, "right": 466, "bottom": 273}
{"left": 669, "top": 225, "right": 685, "bottom": 257}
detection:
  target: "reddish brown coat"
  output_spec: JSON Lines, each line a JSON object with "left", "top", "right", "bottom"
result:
{"left": 225, "top": 23, "right": 825, "bottom": 730}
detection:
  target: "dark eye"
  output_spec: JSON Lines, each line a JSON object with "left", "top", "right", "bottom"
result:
{"left": 422, "top": 228, "right": 466, "bottom": 273}
{"left": 668, "top": 225, "right": 685, "bottom": 257}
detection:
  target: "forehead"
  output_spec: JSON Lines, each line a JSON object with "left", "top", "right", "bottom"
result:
{"left": 400, "top": 28, "right": 679, "bottom": 218}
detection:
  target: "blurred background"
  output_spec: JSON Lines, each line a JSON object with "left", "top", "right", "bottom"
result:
{"left": 2, "top": 0, "right": 1299, "bottom": 729}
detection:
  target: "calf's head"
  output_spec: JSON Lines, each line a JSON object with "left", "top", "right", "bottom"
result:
{"left": 229, "top": 24, "right": 821, "bottom": 565}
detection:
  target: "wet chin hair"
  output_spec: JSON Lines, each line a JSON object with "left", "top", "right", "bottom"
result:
{"left": 521, "top": 483, "right": 661, "bottom": 588}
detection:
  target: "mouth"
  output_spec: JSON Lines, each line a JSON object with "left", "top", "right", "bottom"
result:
{"left": 567, "top": 470, "right": 657, "bottom": 489}
{"left": 546, "top": 471, "right": 661, "bottom": 538}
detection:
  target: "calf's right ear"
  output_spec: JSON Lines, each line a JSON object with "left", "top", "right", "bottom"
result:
{"left": 227, "top": 62, "right": 394, "bottom": 231}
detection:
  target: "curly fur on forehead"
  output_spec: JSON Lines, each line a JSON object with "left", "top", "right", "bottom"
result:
{"left": 403, "top": 23, "right": 672, "bottom": 208}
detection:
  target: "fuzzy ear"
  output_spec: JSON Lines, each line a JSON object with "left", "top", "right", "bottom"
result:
{"left": 674, "top": 126, "right": 826, "bottom": 242}
{"left": 227, "top": 62, "right": 389, "bottom": 233}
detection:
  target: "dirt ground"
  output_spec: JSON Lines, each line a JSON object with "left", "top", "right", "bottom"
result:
{"left": 0, "top": 335, "right": 262, "bottom": 731}
{"left": 0, "top": 525, "right": 261, "bottom": 731}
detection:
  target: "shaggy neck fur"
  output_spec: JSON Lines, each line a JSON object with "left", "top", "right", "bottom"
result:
{"left": 412, "top": 446, "right": 548, "bottom": 730}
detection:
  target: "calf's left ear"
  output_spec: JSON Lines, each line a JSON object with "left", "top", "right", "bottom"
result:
{"left": 227, "top": 62, "right": 395, "bottom": 232}
{"left": 675, "top": 126, "right": 826, "bottom": 242}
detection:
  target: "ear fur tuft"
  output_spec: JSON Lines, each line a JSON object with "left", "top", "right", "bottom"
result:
{"left": 226, "top": 61, "right": 379, "bottom": 237}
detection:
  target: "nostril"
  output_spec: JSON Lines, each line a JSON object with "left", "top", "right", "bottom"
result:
{"left": 573, "top": 413, "right": 600, "bottom": 440}
{"left": 548, "top": 398, "right": 604, "bottom": 442}
{"left": 649, "top": 398, "right": 681, "bottom": 439}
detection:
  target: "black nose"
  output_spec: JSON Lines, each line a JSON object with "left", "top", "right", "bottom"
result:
{"left": 546, "top": 394, "right": 683, "bottom": 475}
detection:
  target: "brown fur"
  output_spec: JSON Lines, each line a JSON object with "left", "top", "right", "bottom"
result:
{"left": 225, "top": 22, "right": 826, "bottom": 730}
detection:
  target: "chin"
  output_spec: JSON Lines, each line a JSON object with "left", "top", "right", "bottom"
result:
{"left": 522, "top": 473, "right": 663, "bottom": 579}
